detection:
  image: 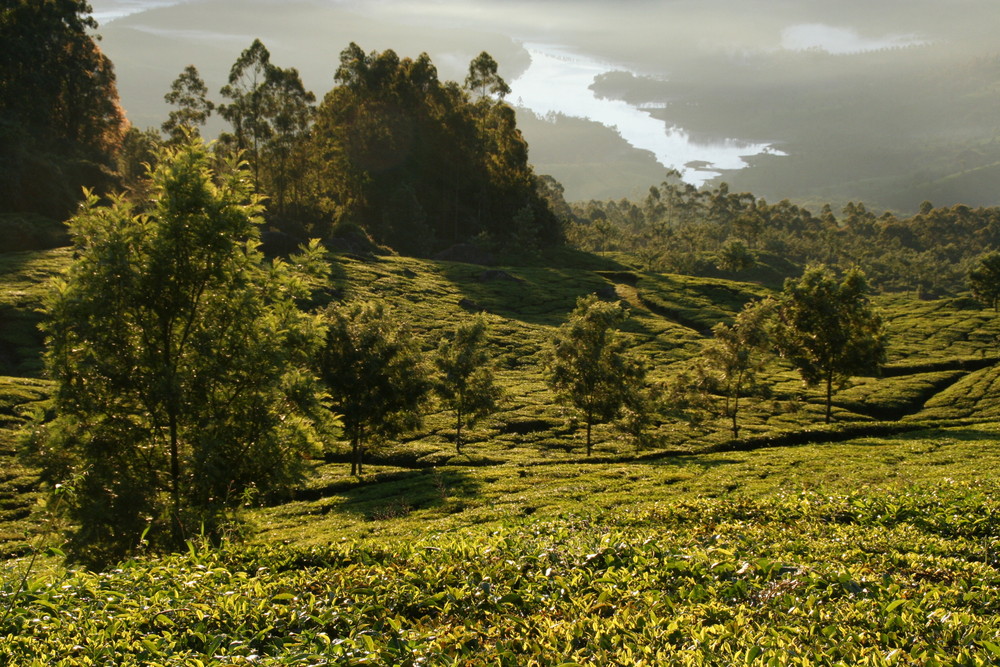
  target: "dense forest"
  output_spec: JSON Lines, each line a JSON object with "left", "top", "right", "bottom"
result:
{"left": 1, "top": 2, "right": 999, "bottom": 664}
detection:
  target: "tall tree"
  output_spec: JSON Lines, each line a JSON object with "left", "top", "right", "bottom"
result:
{"left": 261, "top": 65, "right": 315, "bottom": 220}
{"left": 464, "top": 51, "right": 511, "bottom": 100}
{"left": 310, "top": 44, "right": 558, "bottom": 254}
{"left": 433, "top": 314, "right": 504, "bottom": 454}
{"left": 546, "top": 295, "right": 646, "bottom": 456}
{"left": 162, "top": 65, "right": 215, "bottom": 143}
{"left": 318, "top": 301, "right": 430, "bottom": 475}
{"left": 0, "top": 0, "right": 126, "bottom": 219}
{"left": 968, "top": 251, "right": 1000, "bottom": 312}
{"left": 218, "top": 39, "right": 275, "bottom": 188}
{"left": 31, "top": 138, "right": 328, "bottom": 565}
{"left": 774, "top": 265, "right": 887, "bottom": 423}
{"left": 218, "top": 40, "right": 316, "bottom": 227}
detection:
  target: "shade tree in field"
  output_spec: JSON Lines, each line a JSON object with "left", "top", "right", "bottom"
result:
{"left": 546, "top": 295, "right": 647, "bottom": 456}
{"left": 318, "top": 301, "right": 431, "bottom": 475}
{"left": 30, "top": 138, "right": 328, "bottom": 565}
{"left": 698, "top": 298, "right": 775, "bottom": 439}
{"left": 433, "top": 314, "right": 504, "bottom": 454}
{"left": 616, "top": 381, "right": 663, "bottom": 453}
{"left": 968, "top": 251, "right": 1000, "bottom": 312}
{"left": 774, "top": 265, "right": 886, "bottom": 423}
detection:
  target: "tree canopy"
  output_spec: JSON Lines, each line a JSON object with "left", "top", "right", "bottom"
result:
{"left": 968, "top": 251, "right": 1000, "bottom": 312}
{"left": 0, "top": 0, "right": 127, "bottom": 221}
{"left": 318, "top": 301, "right": 431, "bottom": 475}
{"left": 699, "top": 298, "right": 774, "bottom": 438}
{"left": 774, "top": 265, "right": 887, "bottom": 423}
{"left": 162, "top": 65, "right": 214, "bottom": 143}
{"left": 310, "top": 43, "right": 560, "bottom": 255}
{"left": 31, "top": 138, "right": 327, "bottom": 565}
{"left": 547, "top": 295, "right": 646, "bottom": 456}
{"left": 433, "top": 314, "right": 504, "bottom": 454}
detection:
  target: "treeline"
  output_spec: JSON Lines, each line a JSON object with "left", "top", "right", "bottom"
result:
{"left": 2, "top": 2, "right": 559, "bottom": 256}
{"left": 7, "top": 1, "right": 1000, "bottom": 289}
{"left": 0, "top": 0, "right": 127, "bottom": 247}
{"left": 28, "top": 138, "right": 892, "bottom": 566}
{"left": 566, "top": 173, "right": 1000, "bottom": 296}
{"left": 127, "top": 40, "right": 561, "bottom": 256}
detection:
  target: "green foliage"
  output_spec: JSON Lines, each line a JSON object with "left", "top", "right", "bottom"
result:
{"left": 433, "top": 314, "right": 504, "bottom": 454}
{"left": 465, "top": 51, "right": 511, "bottom": 100}
{"left": 218, "top": 39, "right": 316, "bottom": 226}
{"left": 318, "top": 301, "right": 431, "bottom": 475}
{"left": 715, "top": 238, "right": 755, "bottom": 273}
{"left": 0, "top": 0, "right": 126, "bottom": 221}
{"left": 1, "top": 471, "right": 997, "bottom": 664}
{"left": 571, "top": 180, "right": 1000, "bottom": 296}
{"left": 28, "top": 138, "right": 328, "bottom": 565}
{"left": 310, "top": 43, "right": 559, "bottom": 255}
{"left": 547, "top": 295, "right": 647, "bottom": 456}
{"left": 161, "top": 65, "right": 214, "bottom": 143}
{"left": 968, "top": 250, "right": 1000, "bottom": 311}
{"left": 699, "top": 298, "right": 774, "bottom": 438}
{"left": 775, "top": 266, "right": 888, "bottom": 423}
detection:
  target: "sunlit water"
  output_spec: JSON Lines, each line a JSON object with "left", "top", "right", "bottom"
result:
{"left": 510, "top": 44, "right": 784, "bottom": 186}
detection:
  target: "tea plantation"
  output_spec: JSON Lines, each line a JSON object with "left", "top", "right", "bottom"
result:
{"left": 1, "top": 247, "right": 998, "bottom": 665}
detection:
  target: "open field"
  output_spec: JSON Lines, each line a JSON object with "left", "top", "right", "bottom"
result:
{"left": 2, "top": 435, "right": 997, "bottom": 664}
{"left": 1, "top": 246, "right": 999, "bottom": 663}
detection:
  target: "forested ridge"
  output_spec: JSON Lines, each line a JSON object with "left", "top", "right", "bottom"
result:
{"left": 1, "top": 2, "right": 999, "bottom": 665}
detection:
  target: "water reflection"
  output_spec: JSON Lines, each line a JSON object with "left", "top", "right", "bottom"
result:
{"left": 510, "top": 44, "right": 783, "bottom": 186}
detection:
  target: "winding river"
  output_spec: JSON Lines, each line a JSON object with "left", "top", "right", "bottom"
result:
{"left": 509, "top": 43, "right": 784, "bottom": 187}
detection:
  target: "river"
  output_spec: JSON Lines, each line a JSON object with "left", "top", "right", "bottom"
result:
{"left": 510, "top": 44, "right": 784, "bottom": 187}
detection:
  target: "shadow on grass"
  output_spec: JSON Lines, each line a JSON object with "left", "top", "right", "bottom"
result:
{"left": 295, "top": 467, "right": 482, "bottom": 521}
{"left": 436, "top": 262, "right": 612, "bottom": 327}
{"left": 0, "top": 305, "right": 46, "bottom": 377}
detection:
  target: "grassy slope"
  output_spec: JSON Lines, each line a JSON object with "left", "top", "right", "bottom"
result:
{"left": 1, "top": 247, "right": 999, "bottom": 664}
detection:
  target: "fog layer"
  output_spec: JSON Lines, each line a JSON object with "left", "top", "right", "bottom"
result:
{"left": 91, "top": 0, "right": 1000, "bottom": 209}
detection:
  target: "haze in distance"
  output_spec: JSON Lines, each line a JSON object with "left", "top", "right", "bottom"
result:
{"left": 89, "top": 0, "right": 1000, "bottom": 210}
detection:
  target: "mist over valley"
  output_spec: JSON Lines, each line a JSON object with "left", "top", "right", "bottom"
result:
{"left": 86, "top": 0, "right": 1000, "bottom": 211}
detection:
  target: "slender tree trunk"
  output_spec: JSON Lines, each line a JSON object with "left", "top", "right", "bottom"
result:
{"left": 825, "top": 372, "right": 833, "bottom": 424}
{"left": 731, "top": 391, "right": 740, "bottom": 440}
{"left": 585, "top": 415, "right": 593, "bottom": 457}
{"left": 351, "top": 429, "right": 361, "bottom": 476}
{"left": 168, "top": 411, "right": 181, "bottom": 540}
{"left": 455, "top": 405, "right": 463, "bottom": 455}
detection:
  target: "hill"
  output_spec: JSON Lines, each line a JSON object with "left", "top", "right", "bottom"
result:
{"left": 1, "top": 246, "right": 999, "bottom": 663}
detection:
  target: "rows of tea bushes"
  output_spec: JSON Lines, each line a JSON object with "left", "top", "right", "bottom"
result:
{"left": 2, "top": 481, "right": 997, "bottom": 665}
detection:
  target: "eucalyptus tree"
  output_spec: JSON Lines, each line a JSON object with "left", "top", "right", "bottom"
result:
{"left": 33, "top": 138, "right": 328, "bottom": 564}
{"left": 219, "top": 39, "right": 315, "bottom": 202}
{"left": 310, "top": 43, "right": 558, "bottom": 254}
{"left": 464, "top": 51, "right": 511, "bottom": 100}
{"left": 162, "top": 65, "right": 215, "bottom": 142}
